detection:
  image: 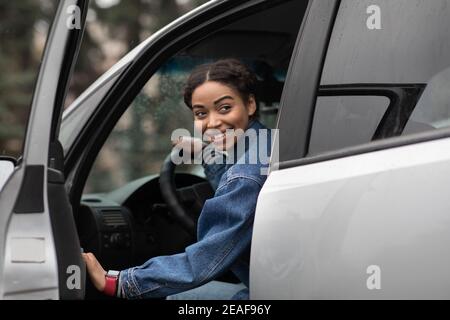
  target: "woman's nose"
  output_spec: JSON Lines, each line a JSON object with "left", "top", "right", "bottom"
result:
{"left": 206, "top": 114, "right": 221, "bottom": 129}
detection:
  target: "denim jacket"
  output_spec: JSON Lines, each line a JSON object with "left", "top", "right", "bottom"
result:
{"left": 118, "top": 120, "right": 271, "bottom": 299}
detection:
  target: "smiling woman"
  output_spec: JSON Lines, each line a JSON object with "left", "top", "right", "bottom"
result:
{"left": 83, "top": 59, "right": 272, "bottom": 300}
{"left": 189, "top": 63, "right": 257, "bottom": 152}
{"left": 71, "top": 0, "right": 306, "bottom": 300}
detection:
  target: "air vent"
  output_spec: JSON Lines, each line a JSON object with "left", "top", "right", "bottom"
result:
{"left": 102, "top": 210, "right": 127, "bottom": 228}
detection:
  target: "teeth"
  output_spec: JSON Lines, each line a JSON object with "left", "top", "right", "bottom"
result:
{"left": 205, "top": 131, "right": 228, "bottom": 142}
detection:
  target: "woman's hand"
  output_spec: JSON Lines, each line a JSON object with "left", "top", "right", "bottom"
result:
{"left": 82, "top": 252, "right": 107, "bottom": 292}
{"left": 172, "top": 136, "right": 205, "bottom": 155}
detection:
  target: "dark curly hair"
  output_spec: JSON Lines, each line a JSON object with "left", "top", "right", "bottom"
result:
{"left": 183, "top": 59, "right": 259, "bottom": 117}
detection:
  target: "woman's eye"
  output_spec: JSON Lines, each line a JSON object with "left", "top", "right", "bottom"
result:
{"left": 219, "top": 105, "right": 232, "bottom": 112}
{"left": 195, "top": 112, "right": 207, "bottom": 118}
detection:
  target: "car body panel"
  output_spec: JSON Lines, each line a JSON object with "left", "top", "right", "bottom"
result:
{"left": 251, "top": 136, "right": 450, "bottom": 299}
{"left": 3, "top": 215, "right": 60, "bottom": 300}
{"left": 251, "top": 0, "right": 450, "bottom": 300}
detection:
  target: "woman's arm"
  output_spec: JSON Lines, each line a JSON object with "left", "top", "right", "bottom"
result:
{"left": 84, "top": 174, "right": 264, "bottom": 299}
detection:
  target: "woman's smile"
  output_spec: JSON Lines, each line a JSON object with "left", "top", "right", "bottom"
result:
{"left": 191, "top": 81, "right": 256, "bottom": 150}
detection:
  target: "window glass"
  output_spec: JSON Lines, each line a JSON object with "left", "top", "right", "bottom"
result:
{"left": 310, "top": 0, "right": 450, "bottom": 156}
{"left": 0, "top": 1, "right": 57, "bottom": 158}
{"left": 83, "top": 66, "right": 195, "bottom": 194}
{"left": 309, "top": 96, "right": 390, "bottom": 155}
{"left": 322, "top": 0, "right": 450, "bottom": 85}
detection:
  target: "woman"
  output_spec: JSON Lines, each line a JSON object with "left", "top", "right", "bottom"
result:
{"left": 83, "top": 59, "right": 271, "bottom": 300}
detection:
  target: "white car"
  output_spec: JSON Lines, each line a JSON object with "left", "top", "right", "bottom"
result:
{"left": 1, "top": 0, "right": 450, "bottom": 299}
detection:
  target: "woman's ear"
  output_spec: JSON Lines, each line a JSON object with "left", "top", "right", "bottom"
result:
{"left": 247, "top": 95, "right": 257, "bottom": 117}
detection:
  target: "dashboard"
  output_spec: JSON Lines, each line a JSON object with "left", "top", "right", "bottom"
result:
{"left": 76, "top": 173, "right": 212, "bottom": 271}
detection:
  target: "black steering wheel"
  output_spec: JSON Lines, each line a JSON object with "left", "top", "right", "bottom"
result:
{"left": 159, "top": 149, "right": 214, "bottom": 237}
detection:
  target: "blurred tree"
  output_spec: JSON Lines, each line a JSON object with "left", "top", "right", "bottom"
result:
{"left": 70, "top": 0, "right": 209, "bottom": 99}
{"left": 0, "top": 0, "right": 57, "bottom": 157}
{"left": 0, "top": 0, "right": 209, "bottom": 193}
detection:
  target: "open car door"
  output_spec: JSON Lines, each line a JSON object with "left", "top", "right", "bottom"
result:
{"left": 0, "top": 0, "right": 88, "bottom": 300}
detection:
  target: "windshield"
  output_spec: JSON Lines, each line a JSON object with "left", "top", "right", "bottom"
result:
{"left": 0, "top": 1, "right": 57, "bottom": 158}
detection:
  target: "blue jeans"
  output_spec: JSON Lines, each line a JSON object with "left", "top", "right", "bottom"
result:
{"left": 166, "top": 281, "right": 247, "bottom": 300}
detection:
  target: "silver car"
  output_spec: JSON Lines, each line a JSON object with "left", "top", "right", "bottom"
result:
{"left": 1, "top": 0, "right": 450, "bottom": 299}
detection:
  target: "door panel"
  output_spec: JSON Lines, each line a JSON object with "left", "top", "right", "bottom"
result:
{"left": 252, "top": 0, "right": 450, "bottom": 300}
{"left": 0, "top": 0, "right": 88, "bottom": 299}
{"left": 252, "top": 137, "right": 450, "bottom": 299}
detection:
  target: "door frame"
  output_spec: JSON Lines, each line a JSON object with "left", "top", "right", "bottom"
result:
{"left": 0, "top": 0, "right": 88, "bottom": 299}
{"left": 63, "top": 0, "right": 301, "bottom": 212}
{"left": 272, "top": 0, "right": 341, "bottom": 169}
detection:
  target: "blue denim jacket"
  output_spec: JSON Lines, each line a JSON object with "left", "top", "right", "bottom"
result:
{"left": 119, "top": 120, "right": 271, "bottom": 299}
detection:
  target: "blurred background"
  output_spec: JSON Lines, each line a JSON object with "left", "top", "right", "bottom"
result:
{"left": 0, "top": 0, "right": 208, "bottom": 160}
{"left": 0, "top": 0, "right": 281, "bottom": 195}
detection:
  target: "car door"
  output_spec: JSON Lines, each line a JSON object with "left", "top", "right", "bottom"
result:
{"left": 251, "top": 0, "right": 450, "bottom": 299}
{"left": 0, "top": 0, "right": 88, "bottom": 299}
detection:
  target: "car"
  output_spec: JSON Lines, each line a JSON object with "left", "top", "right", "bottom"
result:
{"left": 1, "top": 0, "right": 450, "bottom": 300}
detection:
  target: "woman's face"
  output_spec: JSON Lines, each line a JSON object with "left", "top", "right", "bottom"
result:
{"left": 191, "top": 81, "right": 256, "bottom": 150}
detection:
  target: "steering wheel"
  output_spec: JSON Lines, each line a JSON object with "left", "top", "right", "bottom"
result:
{"left": 159, "top": 149, "right": 214, "bottom": 237}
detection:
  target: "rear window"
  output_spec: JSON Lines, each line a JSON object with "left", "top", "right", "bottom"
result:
{"left": 0, "top": 1, "right": 57, "bottom": 158}
{"left": 308, "top": 0, "right": 450, "bottom": 156}
{"left": 309, "top": 95, "right": 390, "bottom": 155}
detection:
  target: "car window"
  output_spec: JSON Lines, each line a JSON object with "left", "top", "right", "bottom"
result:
{"left": 83, "top": 0, "right": 306, "bottom": 194}
{"left": 0, "top": 1, "right": 57, "bottom": 158}
{"left": 83, "top": 66, "right": 195, "bottom": 194}
{"left": 309, "top": 96, "right": 390, "bottom": 156}
{"left": 308, "top": 0, "right": 450, "bottom": 156}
